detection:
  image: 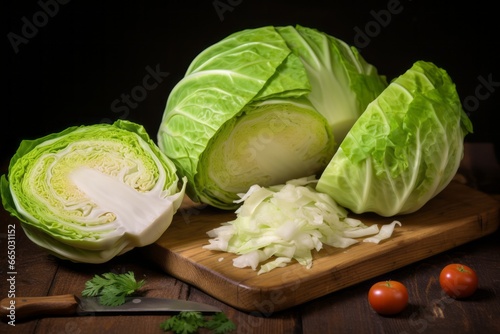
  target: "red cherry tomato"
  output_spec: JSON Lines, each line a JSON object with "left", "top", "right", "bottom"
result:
{"left": 368, "top": 280, "right": 408, "bottom": 315}
{"left": 439, "top": 263, "right": 478, "bottom": 298}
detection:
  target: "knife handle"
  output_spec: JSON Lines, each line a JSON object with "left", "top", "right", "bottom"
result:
{"left": 0, "top": 294, "right": 78, "bottom": 321}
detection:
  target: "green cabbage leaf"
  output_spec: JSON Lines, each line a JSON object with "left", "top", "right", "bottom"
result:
{"left": 316, "top": 61, "right": 473, "bottom": 216}
{"left": 1, "top": 120, "right": 186, "bottom": 263}
{"left": 157, "top": 25, "right": 387, "bottom": 209}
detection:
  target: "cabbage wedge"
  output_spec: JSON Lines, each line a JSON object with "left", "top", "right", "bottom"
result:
{"left": 158, "top": 25, "right": 387, "bottom": 209}
{"left": 1, "top": 120, "right": 186, "bottom": 263}
{"left": 317, "top": 61, "right": 473, "bottom": 216}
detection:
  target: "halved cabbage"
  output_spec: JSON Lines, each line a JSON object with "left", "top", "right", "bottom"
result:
{"left": 1, "top": 120, "right": 186, "bottom": 263}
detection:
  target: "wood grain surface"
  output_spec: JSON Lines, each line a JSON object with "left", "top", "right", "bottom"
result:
{"left": 1, "top": 177, "right": 499, "bottom": 334}
{"left": 144, "top": 181, "right": 500, "bottom": 312}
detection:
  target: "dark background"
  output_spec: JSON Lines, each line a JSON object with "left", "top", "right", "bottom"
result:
{"left": 3, "top": 0, "right": 499, "bottom": 163}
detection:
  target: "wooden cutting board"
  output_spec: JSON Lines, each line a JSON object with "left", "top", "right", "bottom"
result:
{"left": 143, "top": 181, "right": 499, "bottom": 312}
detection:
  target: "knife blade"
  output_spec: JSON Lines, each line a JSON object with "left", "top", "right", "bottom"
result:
{"left": 1, "top": 294, "right": 221, "bottom": 321}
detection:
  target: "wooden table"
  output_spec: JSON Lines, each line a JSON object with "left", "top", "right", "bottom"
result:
{"left": 1, "top": 179, "right": 499, "bottom": 334}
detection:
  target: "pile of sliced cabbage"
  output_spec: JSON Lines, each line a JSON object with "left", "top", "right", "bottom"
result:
{"left": 203, "top": 176, "right": 401, "bottom": 274}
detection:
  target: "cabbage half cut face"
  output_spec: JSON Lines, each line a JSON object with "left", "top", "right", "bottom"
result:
{"left": 196, "top": 98, "right": 335, "bottom": 208}
{"left": 1, "top": 120, "right": 186, "bottom": 263}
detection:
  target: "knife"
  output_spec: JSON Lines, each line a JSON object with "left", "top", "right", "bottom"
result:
{"left": 1, "top": 294, "right": 221, "bottom": 321}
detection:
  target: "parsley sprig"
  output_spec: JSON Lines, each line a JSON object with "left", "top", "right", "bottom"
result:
{"left": 160, "top": 311, "right": 236, "bottom": 334}
{"left": 82, "top": 271, "right": 146, "bottom": 306}
{"left": 82, "top": 271, "right": 236, "bottom": 333}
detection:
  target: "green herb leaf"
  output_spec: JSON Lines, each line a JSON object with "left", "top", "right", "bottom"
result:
{"left": 82, "top": 271, "right": 145, "bottom": 306}
{"left": 204, "top": 312, "right": 236, "bottom": 334}
{"left": 160, "top": 311, "right": 235, "bottom": 334}
{"left": 160, "top": 311, "right": 205, "bottom": 334}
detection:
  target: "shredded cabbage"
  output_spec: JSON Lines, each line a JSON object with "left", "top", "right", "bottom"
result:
{"left": 203, "top": 176, "right": 400, "bottom": 274}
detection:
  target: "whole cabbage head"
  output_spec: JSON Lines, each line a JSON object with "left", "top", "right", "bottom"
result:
{"left": 157, "top": 25, "right": 387, "bottom": 209}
